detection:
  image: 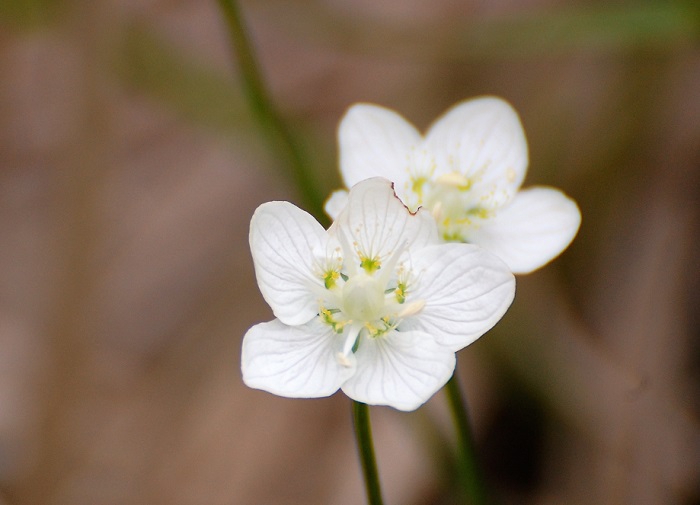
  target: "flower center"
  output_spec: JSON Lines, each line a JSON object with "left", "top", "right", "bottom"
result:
{"left": 316, "top": 242, "right": 426, "bottom": 367}
{"left": 419, "top": 171, "right": 491, "bottom": 242}
{"left": 341, "top": 272, "right": 385, "bottom": 323}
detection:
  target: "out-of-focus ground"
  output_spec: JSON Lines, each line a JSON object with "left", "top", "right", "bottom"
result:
{"left": 0, "top": 1, "right": 699, "bottom": 504}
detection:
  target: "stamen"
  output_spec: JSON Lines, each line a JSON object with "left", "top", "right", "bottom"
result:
{"left": 336, "top": 352, "right": 353, "bottom": 368}
{"left": 323, "top": 270, "right": 340, "bottom": 289}
{"left": 398, "top": 299, "right": 426, "bottom": 318}
{"left": 377, "top": 241, "right": 408, "bottom": 286}
{"left": 431, "top": 201, "right": 443, "bottom": 220}
{"left": 336, "top": 323, "right": 361, "bottom": 366}
{"left": 335, "top": 228, "right": 359, "bottom": 277}
{"left": 436, "top": 172, "right": 471, "bottom": 190}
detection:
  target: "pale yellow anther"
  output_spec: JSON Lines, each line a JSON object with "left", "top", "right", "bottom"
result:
{"left": 431, "top": 201, "right": 443, "bottom": 220}
{"left": 398, "top": 299, "right": 426, "bottom": 318}
{"left": 436, "top": 172, "right": 471, "bottom": 189}
{"left": 336, "top": 352, "right": 353, "bottom": 367}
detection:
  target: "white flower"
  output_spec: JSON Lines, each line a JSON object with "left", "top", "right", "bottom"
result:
{"left": 243, "top": 178, "right": 515, "bottom": 411}
{"left": 326, "top": 97, "right": 581, "bottom": 274}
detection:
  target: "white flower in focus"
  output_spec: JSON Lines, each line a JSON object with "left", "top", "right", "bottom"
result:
{"left": 243, "top": 178, "right": 515, "bottom": 411}
{"left": 326, "top": 97, "right": 582, "bottom": 274}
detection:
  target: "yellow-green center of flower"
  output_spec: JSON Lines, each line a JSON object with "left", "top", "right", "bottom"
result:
{"left": 416, "top": 171, "right": 492, "bottom": 242}
{"left": 341, "top": 272, "right": 385, "bottom": 322}
{"left": 317, "top": 247, "right": 425, "bottom": 367}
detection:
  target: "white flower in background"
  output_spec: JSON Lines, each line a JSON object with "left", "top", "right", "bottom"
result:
{"left": 325, "top": 97, "right": 581, "bottom": 274}
{"left": 243, "top": 178, "right": 515, "bottom": 411}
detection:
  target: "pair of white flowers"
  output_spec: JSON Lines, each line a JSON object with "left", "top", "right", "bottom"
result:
{"left": 242, "top": 97, "right": 581, "bottom": 411}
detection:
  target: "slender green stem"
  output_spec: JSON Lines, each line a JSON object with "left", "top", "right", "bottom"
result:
{"left": 216, "top": 0, "right": 326, "bottom": 220}
{"left": 352, "top": 401, "right": 384, "bottom": 505}
{"left": 445, "top": 372, "right": 490, "bottom": 505}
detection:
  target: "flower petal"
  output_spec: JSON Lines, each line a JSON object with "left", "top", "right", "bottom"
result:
{"left": 425, "top": 96, "right": 528, "bottom": 208}
{"left": 338, "top": 103, "right": 420, "bottom": 190}
{"left": 468, "top": 186, "right": 581, "bottom": 274}
{"left": 323, "top": 189, "right": 348, "bottom": 220}
{"left": 242, "top": 318, "right": 355, "bottom": 398}
{"left": 341, "top": 330, "right": 455, "bottom": 411}
{"left": 250, "top": 201, "right": 335, "bottom": 326}
{"left": 401, "top": 243, "right": 515, "bottom": 351}
{"left": 332, "top": 178, "right": 438, "bottom": 267}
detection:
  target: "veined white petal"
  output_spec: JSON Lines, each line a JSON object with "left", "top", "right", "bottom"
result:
{"left": 338, "top": 104, "right": 419, "bottom": 191}
{"left": 250, "top": 202, "right": 334, "bottom": 326}
{"left": 242, "top": 318, "right": 355, "bottom": 398}
{"left": 468, "top": 186, "right": 581, "bottom": 274}
{"left": 402, "top": 243, "right": 515, "bottom": 352}
{"left": 324, "top": 189, "right": 349, "bottom": 221}
{"left": 341, "top": 330, "right": 456, "bottom": 411}
{"left": 425, "top": 97, "right": 528, "bottom": 208}
{"left": 333, "top": 178, "right": 438, "bottom": 265}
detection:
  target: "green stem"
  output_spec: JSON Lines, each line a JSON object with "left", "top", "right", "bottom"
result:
{"left": 352, "top": 401, "right": 384, "bottom": 505}
{"left": 216, "top": 0, "right": 326, "bottom": 220}
{"left": 445, "top": 372, "right": 490, "bottom": 505}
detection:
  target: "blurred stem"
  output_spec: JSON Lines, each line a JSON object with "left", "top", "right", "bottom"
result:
{"left": 445, "top": 372, "right": 490, "bottom": 505}
{"left": 352, "top": 402, "right": 384, "bottom": 505}
{"left": 216, "top": 0, "right": 325, "bottom": 220}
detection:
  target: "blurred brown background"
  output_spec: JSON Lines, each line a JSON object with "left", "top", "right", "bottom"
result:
{"left": 1, "top": 0, "right": 699, "bottom": 504}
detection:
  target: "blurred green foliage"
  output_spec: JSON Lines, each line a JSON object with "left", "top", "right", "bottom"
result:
{"left": 0, "top": 0, "right": 63, "bottom": 28}
{"left": 119, "top": 26, "right": 252, "bottom": 137}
